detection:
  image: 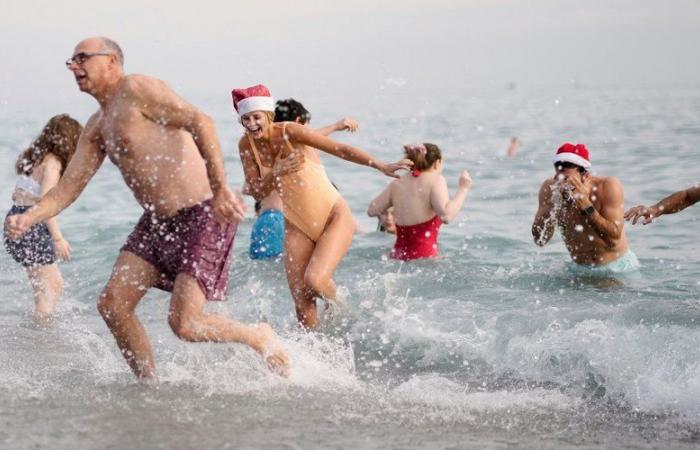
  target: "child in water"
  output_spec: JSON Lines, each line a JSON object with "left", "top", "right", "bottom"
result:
{"left": 4, "top": 115, "right": 82, "bottom": 318}
{"left": 368, "top": 143, "right": 471, "bottom": 260}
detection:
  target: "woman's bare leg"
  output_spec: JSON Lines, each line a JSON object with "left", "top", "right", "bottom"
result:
{"left": 283, "top": 222, "right": 317, "bottom": 328}
{"left": 304, "top": 199, "right": 355, "bottom": 302}
{"left": 26, "top": 263, "right": 63, "bottom": 318}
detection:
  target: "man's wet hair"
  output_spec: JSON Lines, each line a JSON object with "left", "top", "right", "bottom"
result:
{"left": 100, "top": 37, "right": 124, "bottom": 67}
{"left": 275, "top": 99, "right": 311, "bottom": 124}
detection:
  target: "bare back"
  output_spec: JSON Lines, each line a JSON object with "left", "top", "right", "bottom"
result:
{"left": 390, "top": 170, "right": 443, "bottom": 226}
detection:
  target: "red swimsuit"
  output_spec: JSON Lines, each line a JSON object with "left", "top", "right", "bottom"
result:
{"left": 390, "top": 215, "right": 442, "bottom": 261}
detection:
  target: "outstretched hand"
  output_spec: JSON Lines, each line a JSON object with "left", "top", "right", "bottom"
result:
{"left": 335, "top": 118, "right": 359, "bottom": 132}
{"left": 624, "top": 205, "right": 659, "bottom": 225}
{"left": 212, "top": 185, "right": 246, "bottom": 223}
{"left": 377, "top": 158, "right": 413, "bottom": 178}
{"left": 4, "top": 213, "right": 33, "bottom": 241}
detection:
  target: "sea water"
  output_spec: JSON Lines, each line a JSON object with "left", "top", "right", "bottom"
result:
{"left": 1, "top": 84, "right": 700, "bottom": 449}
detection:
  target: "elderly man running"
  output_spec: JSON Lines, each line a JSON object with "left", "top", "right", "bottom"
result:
{"left": 4, "top": 37, "right": 289, "bottom": 379}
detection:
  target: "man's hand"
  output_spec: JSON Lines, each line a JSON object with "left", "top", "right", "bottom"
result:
{"left": 334, "top": 118, "right": 358, "bottom": 133}
{"left": 273, "top": 151, "right": 304, "bottom": 177}
{"left": 564, "top": 174, "right": 593, "bottom": 209}
{"left": 624, "top": 205, "right": 659, "bottom": 225}
{"left": 4, "top": 213, "right": 34, "bottom": 241}
{"left": 376, "top": 159, "right": 413, "bottom": 178}
{"left": 212, "top": 185, "right": 246, "bottom": 223}
{"left": 54, "top": 238, "right": 72, "bottom": 261}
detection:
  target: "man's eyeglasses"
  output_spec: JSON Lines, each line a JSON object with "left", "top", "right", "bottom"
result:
{"left": 65, "top": 52, "right": 113, "bottom": 67}
{"left": 555, "top": 161, "right": 586, "bottom": 173}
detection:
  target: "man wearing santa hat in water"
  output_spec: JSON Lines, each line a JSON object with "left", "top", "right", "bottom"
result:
{"left": 531, "top": 143, "right": 639, "bottom": 273}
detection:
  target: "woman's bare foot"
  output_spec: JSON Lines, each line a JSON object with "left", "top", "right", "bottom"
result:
{"left": 252, "top": 323, "right": 290, "bottom": 377}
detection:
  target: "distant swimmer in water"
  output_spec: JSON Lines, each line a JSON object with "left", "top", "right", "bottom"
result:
{"left": 5, "top": 37, "right": 289, "bottom": 380}
{"left": 247, "top": 98, "right": 359, "bottom": 260}
{"left": 506, "top": 137, "right": 520, "bottom": 158}
{"left": 625, "top": 184, "right": 700, "bottom": 225}
{"left": 532, "top": 143, "right": 639, "bottom": 274}
{"left": 235, "top": 84, "right": 410, "bottom": 329}
{"left": 368, "top": 143, "right": 472, "bottom": 260}
{"left": 3, "top": 115, "right": 82, "bottom": 320}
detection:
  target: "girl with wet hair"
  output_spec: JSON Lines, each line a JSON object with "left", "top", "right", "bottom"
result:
{"left": 368, "top": 143, "right": 472, "bottom": 260}
{"left": 4, "top": 114, "right": 83, "bottom": 319}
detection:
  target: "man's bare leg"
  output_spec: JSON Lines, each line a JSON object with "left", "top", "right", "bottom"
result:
{"left": 168, "top": 274, "right": 290, "bottom": 375}
{"left": 97, "top": 251, "right": 161, "bottom": 380}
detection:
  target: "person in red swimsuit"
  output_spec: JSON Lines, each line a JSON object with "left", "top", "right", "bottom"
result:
{"left": 368, "top": 143, "right": 472, "bottom": 260}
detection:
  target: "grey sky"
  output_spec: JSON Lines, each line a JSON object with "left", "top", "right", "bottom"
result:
{"left": 1, "top": 0, "right": 699, "bottom": 112}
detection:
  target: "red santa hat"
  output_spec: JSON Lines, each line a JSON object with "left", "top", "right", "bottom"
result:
{"left": 231, "top": 84, "right": 275, "bottom": 116}
{"left": 552, "top": 143, "right": 591, "bottom": 168}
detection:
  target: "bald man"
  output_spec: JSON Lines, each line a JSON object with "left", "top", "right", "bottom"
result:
{"left": 5, "top": 37, "right": 288, "bottom": 379}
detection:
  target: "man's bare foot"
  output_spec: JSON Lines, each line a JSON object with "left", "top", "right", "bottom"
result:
{"left": 252, "top": 323, "right": 290, "bottom": 377}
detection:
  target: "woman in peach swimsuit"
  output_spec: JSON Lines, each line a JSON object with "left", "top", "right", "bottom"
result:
{"left": 234, "top": 85, "right": 410, "bottom": 328}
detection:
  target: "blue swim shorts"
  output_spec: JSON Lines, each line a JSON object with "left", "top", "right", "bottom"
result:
{"left": 568, "top": 249, "right": 640, "bottom": 275}
{"left": 249, "top": 209, "right": 284, "bottom": 259}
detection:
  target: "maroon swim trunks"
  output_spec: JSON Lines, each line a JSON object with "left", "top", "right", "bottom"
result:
{"left": 121, "top": 199, "right": 237, "bottom": 301}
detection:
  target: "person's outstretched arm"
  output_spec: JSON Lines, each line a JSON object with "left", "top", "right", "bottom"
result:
{"left": 5, "top": 116, "right": 106, "bottom": 241}
{"left": 532, "top": 179, "right": 556, "bottom": 246}
{"left": 284, "top": 122, "right": 411, "bottom": 178}
{"left": 625, "top": 185, "right": 700, "bottom": 225}
{"left": 131, "top": 75, "right": 244, "bottom": 223}
{"left": 429, "top": 171, "right": 472, "bottom": 224}
{"left": 314, "top": 118, "right": 358, "bottom": 137}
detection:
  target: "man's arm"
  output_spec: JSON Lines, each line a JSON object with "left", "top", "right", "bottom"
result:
{"left": 284, "top": 122, "right": 411, "bottom": 178}
{"left": 532, "top": 179, "right": 556, "bottom": 246}
{"left": 239, "top": 140, "right": 277, "bottom": 201}
{"left": 314, "top": 118, "right": 358, "bottom": 137}
{"left": 625, "top": 184, "right": 700, "bottom": 225}
{"left": 129, "top": 75, "right": 243, "bottom": 222}
{"left": 577, "top": 177, "right": 625, "bottom": 248}
{"left": 5, "top": 117, "right": 105, "bottom": 240}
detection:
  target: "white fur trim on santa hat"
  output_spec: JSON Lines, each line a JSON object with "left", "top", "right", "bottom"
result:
{"left": 552, "top": 152, "right": 591, "bottom": 168}
{"left": 236, "top": 96, "right": 275, "bottom": 116}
